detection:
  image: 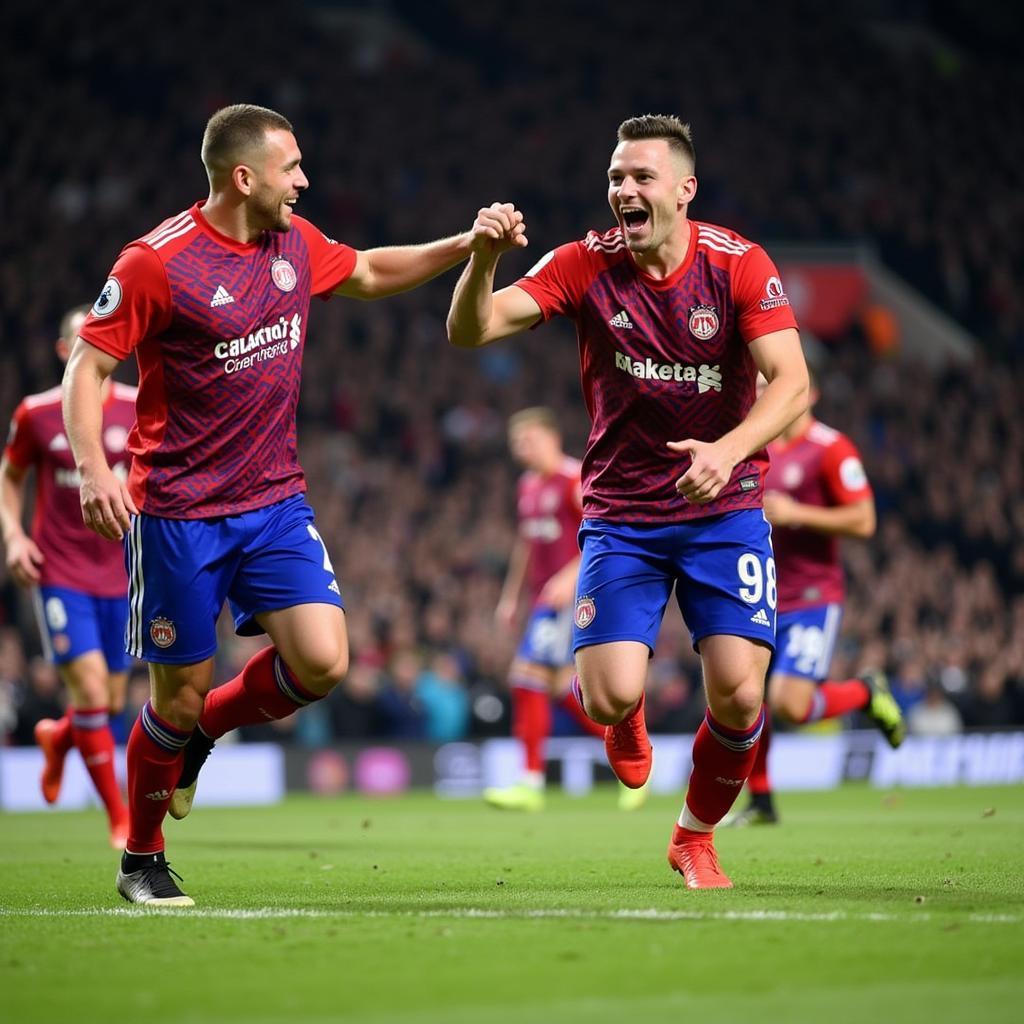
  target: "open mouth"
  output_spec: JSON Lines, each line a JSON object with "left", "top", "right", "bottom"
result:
{"left": 621, "top": 207, "right": 649, "bottom": 233}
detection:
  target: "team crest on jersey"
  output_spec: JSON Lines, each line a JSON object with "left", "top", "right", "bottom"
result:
{"left": 688, "top": 304, "right": 720, "bottom": 341}
{"left": 270, "top": 257, "right": 297, "bottom": 292}
{"left": 92, "top": 278, "right": 123, "bottom": 318}
{"left": 574, "top": 596, "right": 596, "bottom": 629}
{"left": 149, "top": 617, "right": 176, "bottom": 649}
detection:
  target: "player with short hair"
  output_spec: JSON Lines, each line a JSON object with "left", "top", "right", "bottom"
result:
{"left": 64, "top": 102, "right": 521, "bottom": 906}
{"left": 1, "top": 304, "right": 134, "bottom": 848}
{"left": 448, "top": 114, "right": 809, "bottom": 888}
{"left": 727, "top": 370, "right": 904, "bottom": 826}
{"left": 484, "top": 407, "right": 646, "bottom": 812}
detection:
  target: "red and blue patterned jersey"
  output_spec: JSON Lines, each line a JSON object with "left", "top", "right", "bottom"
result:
{"left": 78, "top": 202, "right": 357, "bottom": 518}
{"left": 518, "top": 455, "right": 583, "bottom": 604}
{"left": 4, "top": 383, "right": 136, "bottom": 596}
{"left": 514, "top": 221, "right": 798, "bottom": 523}
{"left": 766, "top": 419, "right": 873, "bottom": 612}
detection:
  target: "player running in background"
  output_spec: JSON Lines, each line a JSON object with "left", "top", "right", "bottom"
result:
{"left": 449, "top": 114, "right": 808, "bottom": 888}
{"left": 727, "top": 369, "right": 904, "bottom": 826}
{"left": 1, "top": 304, "right": 133, "bottom": 848}
{"left": 484, "top": 407, "right": 648, "bottom": 812}
{"left": 64, "top": 103, "right": 517, "bottom": 907}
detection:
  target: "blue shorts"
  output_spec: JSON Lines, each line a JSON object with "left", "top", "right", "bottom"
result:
{"left": 572, "top": 511, "right": 777, "bottom": 654}
{"left": 34, "top": 585, "right": 132, "bottom": 673}
{"left": 124, "top": 494, "right": 344, "bottom": 664}
{"left": 771, "top": 603, "right": 843, "bottom": 682}
{"left": 515, "top": 605, "right": 575, "bottom": 669}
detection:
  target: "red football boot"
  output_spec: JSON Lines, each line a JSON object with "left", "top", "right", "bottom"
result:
{"left": 34, "top": 718, "right": 69, "bottom": 805}
{"left": 667, "top": 825, "right": 733, "bottom": 889}
{"left": 604, "top": 693, "right": 652, "bottom": 789}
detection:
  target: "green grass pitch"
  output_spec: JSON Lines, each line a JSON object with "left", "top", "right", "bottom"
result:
{"left": 2, "top": 784, "right": 1022, "bottom": 1023}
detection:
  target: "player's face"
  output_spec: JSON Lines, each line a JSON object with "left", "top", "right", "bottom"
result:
{"left": 250, "top": 129, "right": 309, "bottom": 232}
{"left": 607, "top": 139, "right": 694, "bottom": 254}
{"left": 509, "top": 422, "right": 559, "bottom": 472}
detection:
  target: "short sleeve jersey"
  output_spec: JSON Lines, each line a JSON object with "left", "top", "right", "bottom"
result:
{"left": 514, "top": 221, "right": 798, "bottom": 522}
{"left": 77, "top": 203, "right": 357, "bottom": 518}
{"left": 765, "top": 419, "right": 873, "bottom": 612}
{"left": 4, "top": 383, "right": 137, "bottom": 596}
{"left": 518, "top": 456, "right": 583, "bottom": 604}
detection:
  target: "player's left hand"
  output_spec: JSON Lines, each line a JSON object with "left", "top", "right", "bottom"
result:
{"left": 538, "top": 567, "right": 577, "bottom": 610}
{"left": 763, "top": 490, "right": 801, "bottom": 527}
{"left": 668, "top": 438, "right": 737, "bottom": 504}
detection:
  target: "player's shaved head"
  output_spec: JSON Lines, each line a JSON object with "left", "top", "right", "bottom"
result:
{"left": 509, "top": 407, "right": 560, "bottom": 436}
{"left": 201, "top": 104, "right": 294, "bottom": 183}
{"left": 617, "top": 114, "right": 695, "bottom": 173}
{"left": 59, "top": 303, "right": 90, "bottom": 342}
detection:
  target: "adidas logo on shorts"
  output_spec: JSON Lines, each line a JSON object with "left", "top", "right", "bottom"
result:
{"left": 750, "top": 608, "right": 771, "bottom": 627}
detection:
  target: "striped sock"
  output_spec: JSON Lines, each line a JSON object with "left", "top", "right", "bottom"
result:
{"left": 199, "top": 645, "right": 322, "bottom": 739}
{"left": 680, "top": 708, "right": 765, "bottom": 831}
{"left": 71, "top": 707, "right": 127, "bottom": 826}
{"left": 126, "top": 702, "right": 191, "bottom": 854}
{"left": 803, "top": 680, "right": 871, "bottom": 723}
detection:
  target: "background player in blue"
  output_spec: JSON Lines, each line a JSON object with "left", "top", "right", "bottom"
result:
{"left": 63, "top": 103, "right": 525, "bottom": 906}
{"left": 448, "top": 115, "right": 809, "bottom": 888}
{"left": 1, "top": 304, "right": 134, "bottom": 848}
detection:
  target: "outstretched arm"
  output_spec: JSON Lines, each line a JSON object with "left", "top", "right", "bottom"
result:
{"left": 669, "top": 328, "right": 809, "bottom": 504}
{"left": 62, "top": 338, "right": 138, "bottom": 539}
{"left": 336, "top": 203, "right": 529, "bottom": 301}
{"left": 447, "top": 204, "right": 542, "bottom": 347}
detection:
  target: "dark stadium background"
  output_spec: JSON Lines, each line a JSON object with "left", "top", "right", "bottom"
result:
{"left": 2, "top": 0, "right": 1022, "bottom": 766}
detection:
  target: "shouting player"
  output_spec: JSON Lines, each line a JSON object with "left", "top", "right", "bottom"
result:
{"left": 484, "top": 407, "right": 646, "bottom": 812}
{"left": 727, "top": 369, "right": 904, "bottom": 826}
{"left": 64, "top": 103, "right": 520, "bottom": 906}
{"left": 1, "top": 304, "right": 133, "bottom": 848}
{"left": 448, "top": 115, "right": 808, "bottom": 888}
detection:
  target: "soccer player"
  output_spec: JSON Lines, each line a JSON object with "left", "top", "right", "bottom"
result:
{"left": 1, "top": 304, "right": 134, "bottom": 848}
{"left": 484, "top": 407, "right": 646, "bottom": 812}
{"left": 448, "top": 115, "right": 809, "bottom": 888}
{"left": 727, "top": 370, "right": 904, "bottom": 826}
{"left": 64, "top": 103, "right": 520, "bottom": 907}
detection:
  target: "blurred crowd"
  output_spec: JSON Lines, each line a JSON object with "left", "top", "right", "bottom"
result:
{"left": 2, "top": 0, "right": 1022, "bottom": 745}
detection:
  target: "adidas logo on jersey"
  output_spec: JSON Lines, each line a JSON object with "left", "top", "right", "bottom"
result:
{"left": 48, "top": 433, "right": 70, "bottom": 452}
{"left": 608, "top": 309, "right": 634, "bottom": 329}
{"left": 750, "top": 608, "right": 771, "bottom": 627}
{"left": 210, "top": 285, "right": 235, "bottom": 307}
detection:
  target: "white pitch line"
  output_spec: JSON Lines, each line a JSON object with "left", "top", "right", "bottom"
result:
{"left": 0, "top": 907, "right": 1019, "bottom": 925}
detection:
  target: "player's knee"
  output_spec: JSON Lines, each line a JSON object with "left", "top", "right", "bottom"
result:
{"left": 771, "top": 688, "right": 811, "bottom": 724}
{"left": 295, "top": 650, "right": 349, "bottom": 697}
{"left": 152, "top": 687, "right": 204, "bottom": 731}
{"left": 581, "top": 686, "right": 639, "bottom": 725}
{"left": 711, "top": 678, "right": 764, "bottom": 729}
{"left": 73, "top": 673, "right": 108, "bottom": 709}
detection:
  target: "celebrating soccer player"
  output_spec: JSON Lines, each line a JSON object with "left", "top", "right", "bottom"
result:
{"left": 727, "top": 368, "right": 904, "bottom": 826}
{"left": 64, "top": 103, "right": 523, "bottom": 906}
{"left": 1, "top": 304, "right": 134, "bottom": 849}
{"left": 484, "top": 407, "right": 648, "bottom": 812}
{"left": 448, "top": 114, "right": 809, "bottom": 888}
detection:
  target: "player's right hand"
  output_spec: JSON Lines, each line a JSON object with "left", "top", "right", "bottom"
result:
{"left": 470, "top": 203, "right": 528, "bottom": 258}
{"left": 5, "top": 533, "right": 44, "bottom": 587}
{"left": 79, "top": 466, "right": 138, "bottom": 541}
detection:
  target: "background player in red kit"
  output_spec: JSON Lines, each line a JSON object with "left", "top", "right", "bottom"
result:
{"left": 484, "top": 407, "right": 645, "bottom": 812}
{"left": 64, "top": 103, "right": 521, "bottom": 906}
{"left": 727, "top": 369, "right": 905, "bottom": 826}
{"left": 449, "top": 114, "right": 809, "bottom": 888}
{"left": 1, "top": 304, "right": 133, "bottom": 848}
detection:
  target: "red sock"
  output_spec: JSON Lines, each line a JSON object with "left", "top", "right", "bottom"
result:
{"left": 126, "top": 703, "right": 190, "bottom": 854}
{"left": 71, "top": 708, "right": 127, "bottom": 826}
{"left": 803, "top": 679, "right": 870, "bottom": 723}
{"left": 199, "top": 646, "right": 321, "bottom": 739}
{"left": 511, "top": 685, "right": 551, "bottom": 773}
{"left": 51, "top": 709, "right": 74, "bottom": 757}
{"left": 558, "top": 691, "right": 606, "bottom": 738}
{"left": 747, "top": 704, "right": 772, "bottom": 796}
{"left": 682, "top": 708, "right": 765, "bottom": 828}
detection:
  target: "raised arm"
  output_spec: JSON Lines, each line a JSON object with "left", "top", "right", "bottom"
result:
{"left": 336, "top": 202, "right": 529, "bottom": 302}
{"left": 447, "top": 204, "right": 542, "bottom": 347}
{"left": 62, "top": 338, "right": 137, "bottom": 539}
